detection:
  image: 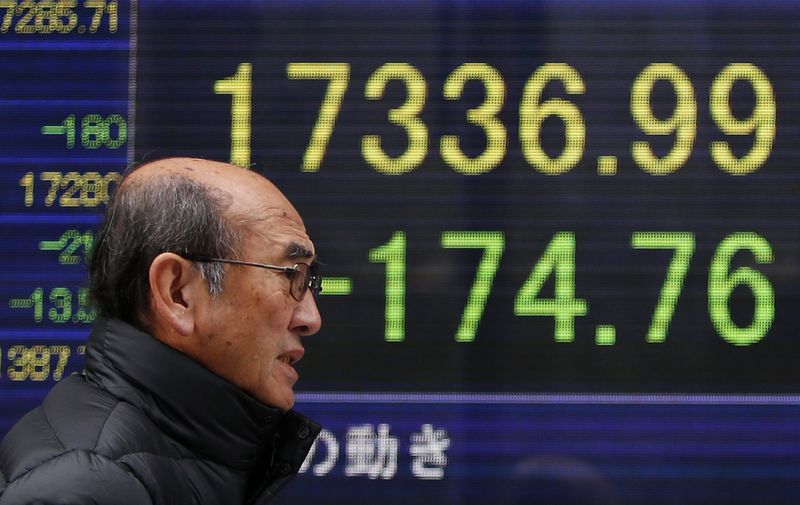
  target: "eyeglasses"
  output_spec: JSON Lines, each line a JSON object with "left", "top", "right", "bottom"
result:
{"left": 186, "top": 257, "right": 322, "bottom": 301}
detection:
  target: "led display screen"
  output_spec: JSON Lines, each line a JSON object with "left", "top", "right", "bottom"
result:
{"left": 2, "top": 1, "right": 800, "bottom": 503}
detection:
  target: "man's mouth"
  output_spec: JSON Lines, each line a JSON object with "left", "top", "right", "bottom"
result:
{"left": 277, "top": 349, "right": 304, "bottom": 367}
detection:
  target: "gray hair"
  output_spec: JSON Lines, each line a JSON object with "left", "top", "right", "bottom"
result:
{"left": 88, "top": 172, "right": 241, "bottom": 327}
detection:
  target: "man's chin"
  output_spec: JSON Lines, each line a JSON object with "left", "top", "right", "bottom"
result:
{"left": 284, "top": 390, "right": 296, "bottom": 410}
{"left": 267, "top": 389, "right": 295, "bottom": 411}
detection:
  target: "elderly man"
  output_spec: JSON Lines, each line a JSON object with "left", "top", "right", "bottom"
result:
{"left": 0, "top": 158, "right": 323, "bottom": 504}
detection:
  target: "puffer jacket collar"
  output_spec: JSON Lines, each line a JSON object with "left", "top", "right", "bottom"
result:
{"left": 84, "top": 318, "right": 320, "bottom": 503}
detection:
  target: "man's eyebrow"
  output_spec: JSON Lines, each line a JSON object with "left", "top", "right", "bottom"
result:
{"left": 286, "top": 243, "right": 315, "bottom": 260}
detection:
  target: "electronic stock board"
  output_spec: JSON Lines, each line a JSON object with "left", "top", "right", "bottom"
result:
{"left": 2, "top": 1, "right": 800, "bottom": 503}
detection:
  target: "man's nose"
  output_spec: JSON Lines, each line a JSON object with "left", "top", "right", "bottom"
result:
{"left": 291, "top": 291, "right": 322, "bottom": 336}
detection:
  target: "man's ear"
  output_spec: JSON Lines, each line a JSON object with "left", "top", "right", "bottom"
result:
{"left": 148, "top": 253, "right": 206, "bottom": 337}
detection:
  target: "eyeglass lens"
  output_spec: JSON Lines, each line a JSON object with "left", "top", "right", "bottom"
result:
{"left": 291, "top": 263, "right": 321, "bottom": 300}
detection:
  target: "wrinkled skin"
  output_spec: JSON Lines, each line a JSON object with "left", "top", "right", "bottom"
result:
{"left": 131, "top": 158, "right": 322, "bottom": 410}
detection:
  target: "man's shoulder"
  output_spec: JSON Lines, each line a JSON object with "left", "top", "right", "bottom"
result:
{"left": 0, "top": 376, "right": 115, "bottom": 479}
{"left": 0, "top": 374, "right": 174, "bottom": 485}
{"left": 0, "top": 449, "right": 153, "bottom": 505}
{"left": 0, "top": 374, "right": 228, "bottom": 504}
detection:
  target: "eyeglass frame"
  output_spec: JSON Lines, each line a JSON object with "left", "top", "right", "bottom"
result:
{"left": 184, "top": 256, "right": 322, "bottom": 301}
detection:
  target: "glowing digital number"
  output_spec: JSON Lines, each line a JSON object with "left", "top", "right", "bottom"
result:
{"left": 31, "top": 171, "right": 120, "bottom": 207}
{"left": 19, "top": 171, "right": 34, "bottom": 207}
{"left": 105, "top": 0, "right": 117, "bottom": 32}
{"left": 80, "top": 172, "right": 103, "bottom": 206}
{"left": 40, "top": 171, "right": 62, "bottom": 206}
{"left": 104, "top": 114, "right": 127, "bottom": 148}
{"left": 708, "top": 232, "right": 774, "bottom": 346}
{"left": 441, "top": 64, "right": 506, "bottom": 175}
{"left": 214, "top": 63, "right": 252, "bottom": 168}
{"left": 48, "top": 287, "right": 72, "bottom": 323}
{"left": 58, "top": 172, "right": 82, "bottom": 207}
{"left": 442, "top": 231, "right": 505, "bottom": 342}
{"left": 61, "top": 114, "right": 76, "bottom": 148}
{"left": 34, "top": 0, "right": 76, "bottom": 33}
{"left": 85, "top": 0, "right": 106, "bottom": 31}
{"left": 45, "top": 114, "right": 124, "bottom": 149}
{"left": 0, "top": 0, "right": 15, "bottom": 33}
{"left": 55, "top": 230, "right": 86, "bottom": 264}
{"left": 85, "top": 0, "right": 117, "bottom": 33}
{"left": 28, "top": 345, "right": 50, "bottom": 381}
{"left": 631, "top": 232, "right": 695, "bottom": 343}
{"left": 8, "top": 288, "right": 43, "bottom": 323}
{"left": 519, "top": 63, "right": 585, "bottom": 175}
{"left": 368, "top": 232, "right": 407, "bottom": 341}
{"left": 33, "top": 0, "right": 55, "bottom": 32}
{"left": 7, "top": 345, "right": 29, "bottom": 381}
{"left": 39, "top": 229, "right": 92, "bottom": 264}
{"left": 287, "top": 63, "right": 350, "bottom": 172}
{"left": 81, "top": 114, "right": 127, "bottom": 149}
{"left": 362, "top": 63, "right": 428, "bottom": 175}
{"left": 50, "top": 345, "right": 71, "bottom": 381}
{"left": 709, "top": 63, "right": 775, "bottom": 175}
{"left": 631, "top": 63, "right": 696, "bottom": 175}
{"left": 4, "top": 345, "right": 68, "bottom": 382}
{"left": 74, "top": 287, "right": 96, "bottom": 323}
{"left": 81, "top": 115, "right": 106, "bottom": 148}
{"left": 14, "top": 0, "right": 35, "bottom": 33}
{"left": 514, "top": 232, "right": 587, "bottom": 342}
{"left": 54, "top": 0, "right": 78, "bottom": 33}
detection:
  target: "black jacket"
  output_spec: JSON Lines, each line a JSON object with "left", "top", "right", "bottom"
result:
{"left": 0, "top": 318, "right": 320, "bottom": 504}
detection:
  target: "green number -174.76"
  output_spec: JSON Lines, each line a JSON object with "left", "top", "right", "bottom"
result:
{"left": 369, "top": 231, "right": 774, "bottom": 345}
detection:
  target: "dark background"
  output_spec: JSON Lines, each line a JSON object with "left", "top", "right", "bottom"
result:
{"left": 134, "top": 0, "right": 800, "bottom": 392}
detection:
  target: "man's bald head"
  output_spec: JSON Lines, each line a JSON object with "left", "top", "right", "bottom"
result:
{"left": 125, "top": 157, "right": 302, "bottom": 222}
{"left": 88, "top": 157, "right": 295, "bottom": 328}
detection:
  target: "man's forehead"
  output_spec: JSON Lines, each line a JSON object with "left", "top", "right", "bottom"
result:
{"left": 246, "top": 206, "right": 307, "bottom": 240}
{"left": 245, "top": 209, "right": 315, "bottom": 257}
{"left": 251, "top": 205, "right": 303, "bottom": 223}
